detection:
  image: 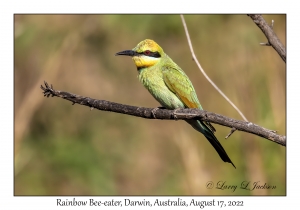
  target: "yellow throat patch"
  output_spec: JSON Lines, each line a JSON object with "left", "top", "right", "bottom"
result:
{"left": 132, "top": 39, "right": 164, "bottom": 68}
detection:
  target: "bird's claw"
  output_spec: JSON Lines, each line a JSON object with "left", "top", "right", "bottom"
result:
{"left": 151, "top": 106, "right": 166, "bottom": 119}
{"left": 151, "top": 107, "right": 160, "bottom": 119}
{"left": 172, "top": 108, "right": 181, "bottom": 120}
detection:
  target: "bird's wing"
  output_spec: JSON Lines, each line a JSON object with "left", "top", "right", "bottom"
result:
{"left": 162, "top": 65, "right": 202, "bottom": 109}
{"left": 162, "top": 65, "right": 216, "bottom": 133}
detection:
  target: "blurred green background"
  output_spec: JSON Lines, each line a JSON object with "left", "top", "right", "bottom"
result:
{"left": 14, "top": 15, "right": 286, "bottom": 195}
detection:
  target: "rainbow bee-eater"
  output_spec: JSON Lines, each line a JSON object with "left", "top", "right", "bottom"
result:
{"left": 116, "top": 39, "right": 235, "bottom": 168}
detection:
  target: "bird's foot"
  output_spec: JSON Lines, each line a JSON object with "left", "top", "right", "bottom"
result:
{"left": 151, "top": 106, "right": 165, "bottom": 119}
{"left": 172, "top": 108, "right": 182, "bottom": 120}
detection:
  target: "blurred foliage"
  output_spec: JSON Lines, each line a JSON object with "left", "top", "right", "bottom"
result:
{"left": 14, "top": 14, "right": 286, "bottom": 195}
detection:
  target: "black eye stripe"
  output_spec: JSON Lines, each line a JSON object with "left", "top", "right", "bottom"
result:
{"left": 150, "top": 52, "right": 161, "bottom": 58}
{"left": 138, "top": 51, "right": 161, "bottom": 58}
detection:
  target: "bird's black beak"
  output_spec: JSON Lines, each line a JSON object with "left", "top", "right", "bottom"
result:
{"left": 115, "top": 50, "right": 136, "bottom": 57}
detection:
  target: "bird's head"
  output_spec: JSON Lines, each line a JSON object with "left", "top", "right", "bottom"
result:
{"left": 115, "top": 39, "right": 164, "bottom": 69}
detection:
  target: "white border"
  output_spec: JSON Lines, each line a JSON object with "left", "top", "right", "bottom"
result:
{"left": 2, "top": 0, "right": 296, "bottom": 209}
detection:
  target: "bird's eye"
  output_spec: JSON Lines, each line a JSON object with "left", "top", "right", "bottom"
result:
{"left": 144, "top": 50, "right": 151, "bottom": 55}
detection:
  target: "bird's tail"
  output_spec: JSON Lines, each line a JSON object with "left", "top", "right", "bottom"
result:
{"left": 186, "top": 119, "right": 236, "bottom": 168}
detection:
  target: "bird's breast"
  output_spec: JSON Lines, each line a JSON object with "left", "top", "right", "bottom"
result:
{"left": 138, "top": 66, "right": 185, "bottom": 109}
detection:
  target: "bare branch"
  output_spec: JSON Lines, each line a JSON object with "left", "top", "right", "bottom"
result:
{"left": 41, "top": 81, "right": 286, "bottom": 147}
{"left": 248, "top": 14, "right": 286, "bottom": 63}
{"left": 180, "top": 15, "right": 248, "bottom": 122}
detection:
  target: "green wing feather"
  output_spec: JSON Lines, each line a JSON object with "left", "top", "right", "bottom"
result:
{"left": 161, "top": 64, "right": 216, "bottom": 133}
{"left": 161, "top": 64, "right": 203, "bottom": 109}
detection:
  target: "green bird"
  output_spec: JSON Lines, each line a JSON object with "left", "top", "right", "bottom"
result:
{"left": 116, "top": 39, "right": 235, "bottom": 168}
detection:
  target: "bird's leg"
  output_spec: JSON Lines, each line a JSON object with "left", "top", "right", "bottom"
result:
{"left": 151, "top": 106, "right": 165, "bottom": 119}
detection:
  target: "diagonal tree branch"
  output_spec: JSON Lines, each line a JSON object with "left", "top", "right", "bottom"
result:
{"left": 247, "top": 14, "right": 286, "bottom": 63}
{"left": 41, "top": 81, "right": 286, "bottom": 147}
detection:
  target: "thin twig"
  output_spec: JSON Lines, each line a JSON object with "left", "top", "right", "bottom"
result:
{"left": 180, "top": 15, "right": 248, "bottom": 122}
{"left": 40, "top": 81, "right": 286, "bottom": 146}
{"left": 225, "top": 127, "right": 237, "bottom": 139}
